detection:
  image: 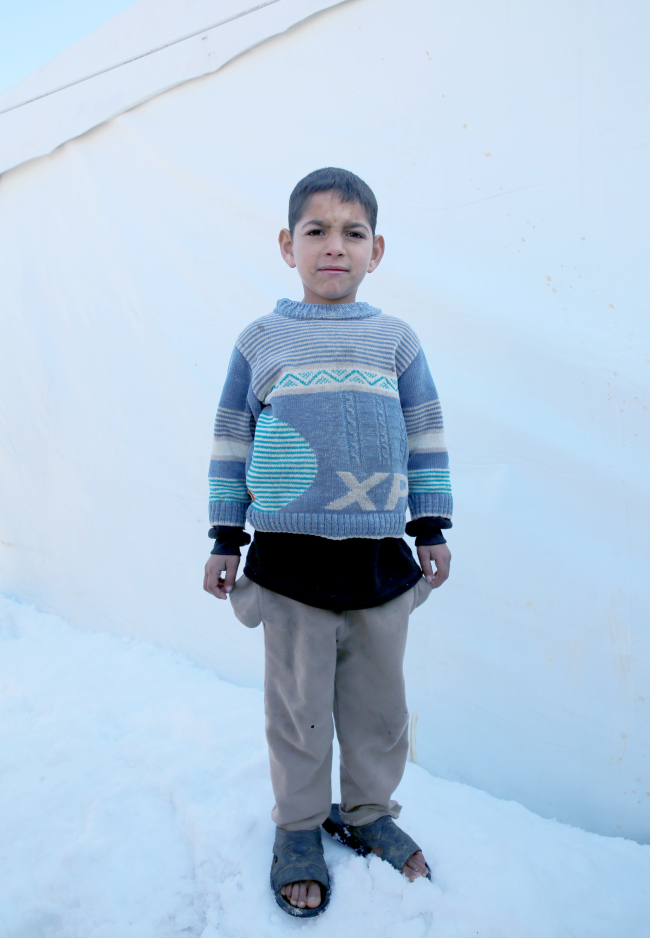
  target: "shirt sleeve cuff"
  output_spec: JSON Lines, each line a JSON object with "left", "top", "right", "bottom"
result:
{"left": 405, "top": 516, "right": 450, "bottom": 546}
{"left": 209, "top": 525, "right": 251, "bottom": 556}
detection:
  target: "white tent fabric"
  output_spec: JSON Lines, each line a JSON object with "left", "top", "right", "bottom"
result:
{"left": 0, "top": 0, "right": 648, "bottom": 843}
{"left": 0, "top": 0, "right": 346, "bottom": 174}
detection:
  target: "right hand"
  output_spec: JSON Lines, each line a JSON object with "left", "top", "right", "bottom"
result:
{"left": 203, "top": 554, "right": 240, "bottom": 600}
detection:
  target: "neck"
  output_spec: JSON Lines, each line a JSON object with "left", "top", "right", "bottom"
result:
{"left": 301, "top": 285, "right": 358, "bottom": 305}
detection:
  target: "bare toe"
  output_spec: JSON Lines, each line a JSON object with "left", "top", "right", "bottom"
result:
{"left": 282, "top": 880, "right": 322, "bottom": 908}
{"left": 306, "top": 881, "right": 322, "bottom": 908}
{"left": 297, "top": 881, "right": 308, "bottom": 908}
{"left": 402, "top": 850, "right": 429, "bottom": 881}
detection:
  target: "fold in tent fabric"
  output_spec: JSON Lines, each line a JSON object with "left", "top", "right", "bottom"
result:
{"left": 0, "top": 0, "right": 349, "bottom": 174}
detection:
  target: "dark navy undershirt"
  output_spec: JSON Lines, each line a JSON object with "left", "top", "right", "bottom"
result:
{"left": 209, "top": 518, "right": 449, "bottom": 611}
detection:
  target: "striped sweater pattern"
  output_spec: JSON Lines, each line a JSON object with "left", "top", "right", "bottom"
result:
{"left": 209, "top": 298, "right": 452, "bottom": 539}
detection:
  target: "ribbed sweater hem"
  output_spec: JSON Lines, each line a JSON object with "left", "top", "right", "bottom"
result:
{"left": 247, "top": 508, "right": 406, "bottom": 540}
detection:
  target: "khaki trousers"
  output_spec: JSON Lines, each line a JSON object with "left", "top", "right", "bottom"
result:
{"left": 230, "top": 574, "right": 432, "bottom": 831}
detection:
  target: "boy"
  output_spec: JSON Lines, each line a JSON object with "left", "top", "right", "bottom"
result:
{"left": 203, "top": 168, "right": 452, "bottom": 917}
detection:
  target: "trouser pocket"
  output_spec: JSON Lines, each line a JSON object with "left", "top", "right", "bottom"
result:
{"left": 229, "top": 574, "right": 262, "bottom": 628}
{"left": 410, "top": 575, "right": 433, "bottom": 612}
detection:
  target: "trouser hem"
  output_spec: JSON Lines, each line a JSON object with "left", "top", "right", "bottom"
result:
{"left": 275, "top": 810, "right": 330, "bottom": 831}
{"left": 340, "top": 800, "right": 402, "bottom": 827}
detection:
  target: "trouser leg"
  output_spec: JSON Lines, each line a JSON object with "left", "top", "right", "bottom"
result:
{"left": 335, "top": 579, "right": 431, "bottom": 827}
{"left": 259, "top": 584, "right": 341, "bottom": 831}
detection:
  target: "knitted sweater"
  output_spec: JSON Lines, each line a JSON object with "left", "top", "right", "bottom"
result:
{"left": 209, "top": 299, "right": 452, "bottom": 539}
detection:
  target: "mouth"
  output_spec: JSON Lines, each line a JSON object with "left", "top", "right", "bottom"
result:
{"left": 318, "top": 267, "right": 349, "bottom": 273}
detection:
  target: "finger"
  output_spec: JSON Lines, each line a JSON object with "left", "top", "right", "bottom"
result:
{"left": 204, "top": 557, "right": 225, "bottom": 598}
{"left": 223, "top": 556, "right": 239, "bottom": 594}
{"left": 417, "top": 550, "right": 435, "bottom": 584}
{"left": 204, "top": 559, "right": 219, "bottom": 593}
{"left": 431, "top": 558, "right": 450, "bottom": 588}
{"left": 208, "top": 568, "right": 227, "bottom": 599}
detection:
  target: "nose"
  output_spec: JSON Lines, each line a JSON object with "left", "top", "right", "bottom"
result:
{"left": 324, "top": 232, "right": 345, "bottom": 255}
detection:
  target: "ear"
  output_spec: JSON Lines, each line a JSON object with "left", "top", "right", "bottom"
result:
{"left": 278, "top": 228, "right": 296, "bottom": 268}
{"left": 367, "top": 234, "right": 385, "bottom": 273}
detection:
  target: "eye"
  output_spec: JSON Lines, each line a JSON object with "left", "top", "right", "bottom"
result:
{"left": 306, "top": 228, "right": 324, "bottom": 236}
{"left": 347, "top": 231, "right": 365, "bottom": 238}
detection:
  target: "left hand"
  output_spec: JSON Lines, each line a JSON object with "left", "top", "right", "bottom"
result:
{"left": 417, "top": 543, "right": 451, "bottom": 588}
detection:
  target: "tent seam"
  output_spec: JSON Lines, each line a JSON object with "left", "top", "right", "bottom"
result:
{"left": 0, "top": 0, "right": 282, "bottom": 116}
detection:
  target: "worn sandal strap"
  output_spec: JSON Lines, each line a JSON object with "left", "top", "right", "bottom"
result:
{"left": 322, "top": 804, "right": 373, "bottom": 856}
{"left": 323, "top": 804, "right": 430, "bottom": 879}
{"left": 271, "top": 827, "right": 330, "bottom": 893}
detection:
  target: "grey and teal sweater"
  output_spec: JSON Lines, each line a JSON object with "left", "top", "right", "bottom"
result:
{"left": 209, "top": 299, "right": 452, "bottom": 539}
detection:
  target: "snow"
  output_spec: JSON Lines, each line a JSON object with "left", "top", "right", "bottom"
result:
{"left": 2, "top": 595, "right": 648, "bottom": 938}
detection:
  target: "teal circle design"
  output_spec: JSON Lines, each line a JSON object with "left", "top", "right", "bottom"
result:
{"left": 247, "top": 414, "right": 318, "bottom": 512}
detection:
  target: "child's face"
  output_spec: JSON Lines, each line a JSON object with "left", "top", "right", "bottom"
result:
{"left": 279, "top": 191, "right": 384, "bottom": 305}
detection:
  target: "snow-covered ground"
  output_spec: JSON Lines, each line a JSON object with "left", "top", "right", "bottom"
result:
{"left": 1, "top": 595, "right": 648, "bottom": 938}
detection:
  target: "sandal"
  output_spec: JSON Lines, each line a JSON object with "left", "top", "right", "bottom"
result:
{"left": 322, "top": 803, "right": 431, "bottom": 880}
{"left": 270, "top": 826, "right": 331, "bottom": 917}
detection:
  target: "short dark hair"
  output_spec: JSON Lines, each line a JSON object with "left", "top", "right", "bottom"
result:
{"left": 288, "top": 167, "right": 378, "bottom": 236}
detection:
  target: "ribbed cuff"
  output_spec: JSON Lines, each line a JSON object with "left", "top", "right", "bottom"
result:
{"left": 208, "top": 501, "right": 249, "bottom": 528}
{"left": 408, "top": 493, "right": 453, "bottom": 523}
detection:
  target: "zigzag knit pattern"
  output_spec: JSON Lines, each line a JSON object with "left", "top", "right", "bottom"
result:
{"left": 270, "top": 369, "right": 399, "bottom": 394}
{"left": 209, "top": 299, "right": 452, "bottom": 539}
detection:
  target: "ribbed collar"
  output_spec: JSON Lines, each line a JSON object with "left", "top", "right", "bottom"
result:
{"left": 274, "top": 298, "right": 381, "bottom": 321}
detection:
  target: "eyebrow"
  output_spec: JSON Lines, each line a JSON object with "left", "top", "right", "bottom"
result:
{"left": 300, "top": 218, "right": 370, "bottom": 232}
